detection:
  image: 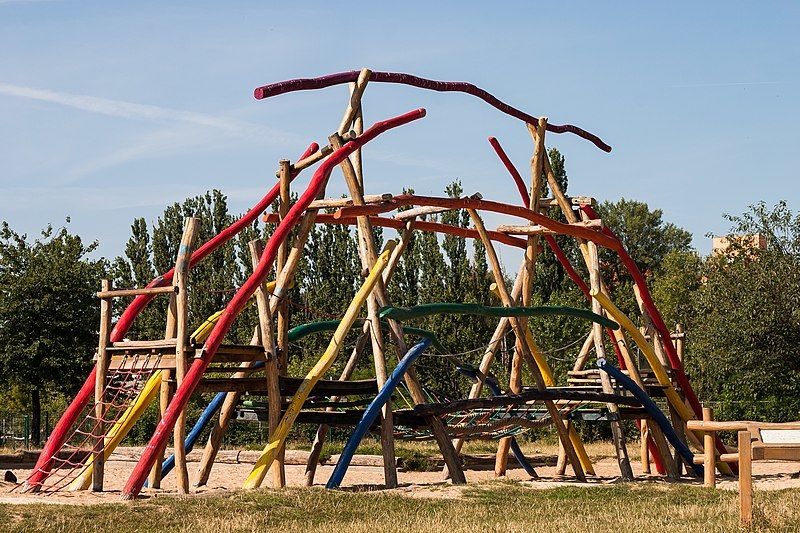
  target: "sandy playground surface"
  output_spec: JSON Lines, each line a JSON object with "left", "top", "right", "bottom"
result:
{"left": 1, "top": 446, "right": 799, "bottom": 505}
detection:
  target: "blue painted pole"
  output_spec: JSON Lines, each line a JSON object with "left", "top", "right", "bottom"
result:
{"left": 327, "top": 339, "right": 431, "bottom": 489}
{"left": 597, "top": 359, "right": 703, "bottom": 477}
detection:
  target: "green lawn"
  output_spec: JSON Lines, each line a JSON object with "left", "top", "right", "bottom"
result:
{"left": 3, "top": 482, "right": 800, "bottom": 532}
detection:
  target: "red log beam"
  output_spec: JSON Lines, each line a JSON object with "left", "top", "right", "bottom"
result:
{"left": 262, "top": 213, "right": 528, "bottom": 249}
{"left": 333, "top": 195, "right": 619, "bottom": 249}
{"left": 253, "top": 70, "right": 612, "bottom": 153}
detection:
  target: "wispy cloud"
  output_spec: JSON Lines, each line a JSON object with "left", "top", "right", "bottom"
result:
{"left": 0, "top": 81, "right": 297, "bottom": 142}
{"left": 0, "top": 81, "right": 305, "bottom": 181}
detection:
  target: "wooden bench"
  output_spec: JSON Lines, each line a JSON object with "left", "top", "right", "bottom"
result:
{"left": 687, "top": 413, "right": 800, "bottom": 527}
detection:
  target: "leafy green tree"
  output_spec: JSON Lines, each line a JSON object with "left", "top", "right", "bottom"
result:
{"left": 0, "top": 221, "right": 106, "bottom": 444}
{"left": 113, "top": 190, "right": 256, "bottom": 343}
{"left": 688, "top": 201, "right": 800, "bottom": 422}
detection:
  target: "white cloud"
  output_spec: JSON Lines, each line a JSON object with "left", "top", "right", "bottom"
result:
{"left": 0, "top": 81, "right": 306, "bottom": 181}
{"left": 0, "top": 81, "right": 296, "bottom": 141}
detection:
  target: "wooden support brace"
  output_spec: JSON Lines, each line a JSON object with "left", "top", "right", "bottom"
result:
{"left": 250, "top": 238, "right": 284, "bottom": 488}
{"left": 173, "top": 217, "right": 199, "bottom": 494}
{"left": 467, "top": 207, "right": 585, "bottom": 481}
{"left": 92, "top": 279, "right": 112, "bottom": 492}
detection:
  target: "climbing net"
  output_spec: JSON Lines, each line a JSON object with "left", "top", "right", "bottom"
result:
{"left": 20, "top": 353, "right": 161, "bottom": 494}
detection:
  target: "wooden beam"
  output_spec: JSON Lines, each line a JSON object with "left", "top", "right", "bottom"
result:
{"left": 307, "top": 193, "right": 392, "bottom": 210}
{"left": 394, "top": 193, "right": 483, "bottom": 221}
{"left": 496, "top": 219, "right": 602, "bottom": 235}
{"left": 173, "top": 217, "right": 199, "bottom": 494}
{"left": 97, "top": 285, "right": 178, "bottom": 299}
{"left": 92, "top": 279, "right": 112, "bottom": 492}
{"left": 467, "top": 207, "right": 586, "bottom": 481}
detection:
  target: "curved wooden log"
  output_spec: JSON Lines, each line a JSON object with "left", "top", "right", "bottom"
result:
{"left": 262, "top": 212, "right": 528, "bottom": 249}
{"left": 334, "top": 195, "right": 619, "bottom": 249}
{"left": 253, "top": 70, "right": 612, "bottom": 152}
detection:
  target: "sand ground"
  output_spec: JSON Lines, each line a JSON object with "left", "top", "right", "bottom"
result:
{"left": 2, "top": 445, "right": 799, "bottom": 505}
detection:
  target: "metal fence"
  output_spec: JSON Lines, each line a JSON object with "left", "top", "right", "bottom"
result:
{"left": 0, "top": 414, "right": 52, "bottom": 449}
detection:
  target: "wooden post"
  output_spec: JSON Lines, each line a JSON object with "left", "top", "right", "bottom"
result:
{"left": 149, "top": 369, "right": 172, "bottom": 489}
{"left": 195, "top": 327, "right": 260, "bottom": 487}
{"left": 496, "top": 118, "right": 547, "bottom": 476}
{"left": 304, "top": 331, "right": 370, "bottom": 486}
{"left": 272, "top": 161, "right": 292, "bottom": 487}
{"left": 150, "top": 272, "right": 181, "bottom": 489}
{"left": 587, "top": 242, "right": 633, "bottom": 480}
{"left": 249, "top": 239, "right": 284, "bottom": 488}
{"left": 738, "top": 430, "right": 753, "bottom": 528}
{"left": 703, "top": 407, "right": 716, "bottom": 488}
{"left": 173, "top": 217, "right": 199, "bottom": 494}
{"left": 467, "top": 208, "right": 585, "bottom": 481}
{"left": 330, "top": 130, "right": 465, "bottom": 486}
{"left": 640, "top": 421, "right": 651, "bottom": 474}
{"left": 306, "top": 223, "right": 413, "bottom": 486}
{"left": 92, "top": 280, "right": 112, "bottom": 492}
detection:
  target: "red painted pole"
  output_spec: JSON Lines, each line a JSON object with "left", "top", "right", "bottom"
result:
{"left": 121, "top": 109, "right": 427, "bottom": 499}
{"left": 489, "top": 136, "right": 667, "bottom": 474}
{"left": 24, "top": 142, "right": 319, "bottom": 491}
{"left": 579, "top": 204, "right": 733, "bottom": 469}
{"left": 253, "top": 71, "right": 612, "bottom": 152}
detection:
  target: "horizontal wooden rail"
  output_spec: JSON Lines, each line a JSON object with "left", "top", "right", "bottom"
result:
{"left": 307, "top": 193, "right": 392, "bottom": 209}
{"left": 497, "top": 219, "right": 602, "bottom": 236}
{"left": 97, "top": 286, "right": 178, "bottom": 299}
{"left": 261, "top": 212, "right": 529, "bottom": 249}
{"left": 333, "top": 194, "right": 619, "bottom": 248}
{"left": 686, "top": 420, "right": 800, "bottom": 432}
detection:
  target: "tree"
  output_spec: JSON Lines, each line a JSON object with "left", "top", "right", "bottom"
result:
{"left": 0, "top": 221, "right": 106, "bottom": 444}
{"left": 596, "top": 198, "right": 692, "bottom": 282}
{"left": 113, "top": 190, "right": 257, "bottom": 343}
{"left": 689, "top": 201, "right": 800, "bottom": 422}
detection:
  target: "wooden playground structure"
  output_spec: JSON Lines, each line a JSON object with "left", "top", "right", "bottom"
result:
{"left": 14, "top": 69, "right": 797, "bottom": 524}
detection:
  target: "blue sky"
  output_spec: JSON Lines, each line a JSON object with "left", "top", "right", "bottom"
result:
{"left": 1, "top": 1, "right": 798, "bottom": 267}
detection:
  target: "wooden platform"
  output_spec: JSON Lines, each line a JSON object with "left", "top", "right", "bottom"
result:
{"left": 106, "top": 340, "right": 267, "bottom": 370}
{"left": 567, "top": 368, "right": 679, "bottom": 397}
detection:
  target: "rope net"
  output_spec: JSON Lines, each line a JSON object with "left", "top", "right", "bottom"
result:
{"left": 393, "top": 399, "right": 590, "bottom": 441}
{"left": 20, "top": 353, "right": 161, "bottom": 494}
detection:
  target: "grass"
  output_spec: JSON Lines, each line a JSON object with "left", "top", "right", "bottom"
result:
{"left": 3, "top": 482, "right": 800, "bottom": 532}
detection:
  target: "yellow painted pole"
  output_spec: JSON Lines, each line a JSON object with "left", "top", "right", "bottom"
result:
{"left": 592, "top": 290, "right": 694, "bottom": 421}
{"left": 243, "top": 241, "right": 397, "bottom": 489}
{"left": 67, "top": 281, "right": 281, "bottom": 491}
{"left": 489, "top": 284, "right": 594, "bottom": 475}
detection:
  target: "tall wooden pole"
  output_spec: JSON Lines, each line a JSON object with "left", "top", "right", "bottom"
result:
{"left": 587, "top": 240, "right": 633, "bottom": 480}
{"left": 467, "top": 208, "right": 585, "bottom": 481}
{"left": 173, "top": 217, "right": 199, "bottom": 494}
{"left": 250, "top": 239, "right": 284, "bottom": 488}
{"left": 92, "top": 279, "right": 112, "bottom": 492}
